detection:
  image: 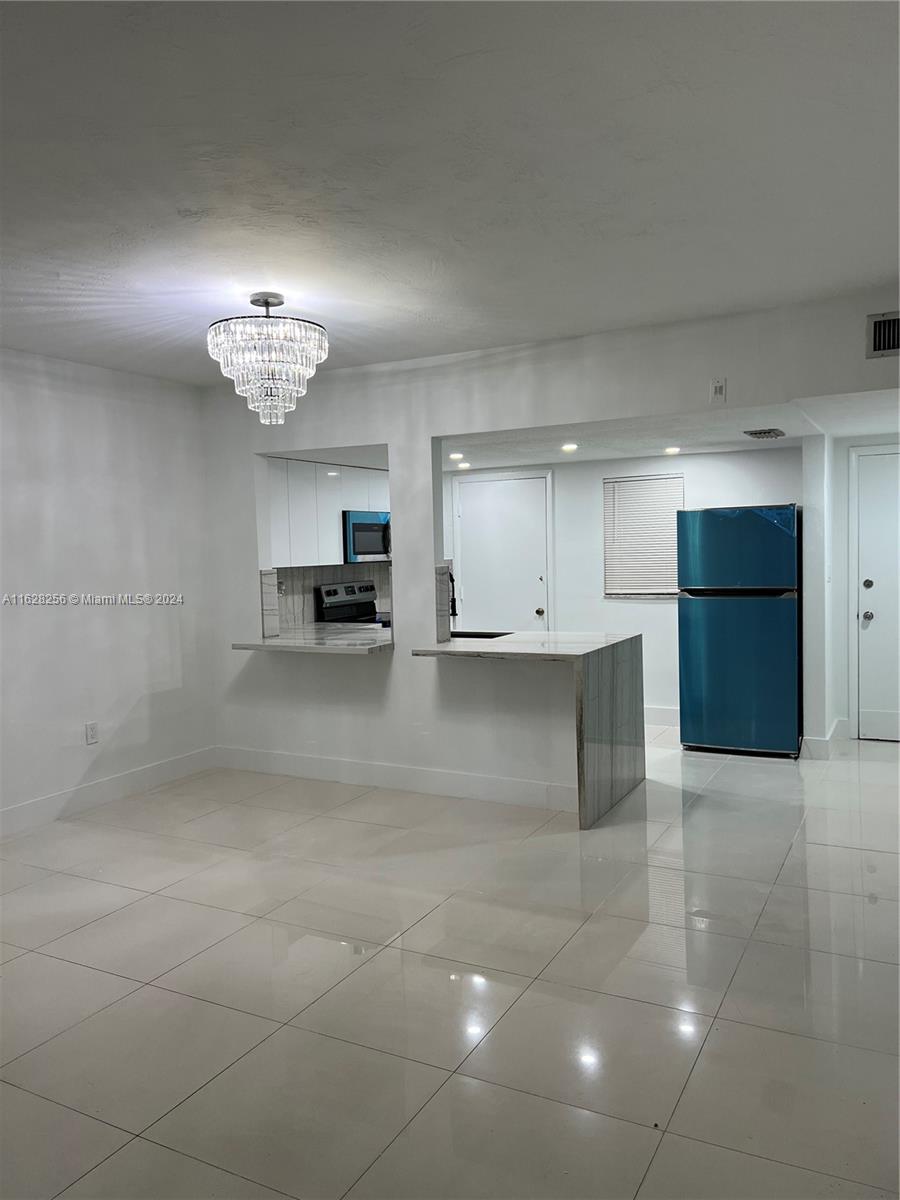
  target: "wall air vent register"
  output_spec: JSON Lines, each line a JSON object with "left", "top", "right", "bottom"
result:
{"left": 866, "top": 311, "right": 899, "bottom": 358}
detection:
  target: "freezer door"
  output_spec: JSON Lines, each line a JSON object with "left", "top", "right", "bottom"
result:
{"left": 677, "top": 506, "right": 797, "bottom": 590}
{"left": 678, "top": 594, "right": 800, "bottom": 754}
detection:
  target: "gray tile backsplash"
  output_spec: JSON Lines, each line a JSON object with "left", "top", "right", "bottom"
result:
{"left": 272, "top": 562, "right": 392, "bottom": 629}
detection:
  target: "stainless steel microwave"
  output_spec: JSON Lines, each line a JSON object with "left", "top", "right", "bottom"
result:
{"left": 343, "top": 510, "right": 391, "bottom": 563}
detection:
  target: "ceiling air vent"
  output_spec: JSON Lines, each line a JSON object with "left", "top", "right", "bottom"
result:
{"left": 743, "top": 428, "right": 786, "bottom": 440}
{"left": 866, "top": 311, "right": 899, "bottom": 358}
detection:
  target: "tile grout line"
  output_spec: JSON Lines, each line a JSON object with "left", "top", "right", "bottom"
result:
{"left": 4, "top": 764, "right": 897, "bottom": 1198}
{"left": 648, "top": 818, "right": 884, "bottom": 1190}
{"left": 634, "top": 784, "right": 817, "bottom": 1181}
{"left": 46, "top": 1133, "right": 141, "bottom": 1200}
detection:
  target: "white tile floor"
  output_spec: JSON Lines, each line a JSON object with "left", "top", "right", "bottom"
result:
{"left": 0, "top": 736, "right": 897, "bottom": 1199}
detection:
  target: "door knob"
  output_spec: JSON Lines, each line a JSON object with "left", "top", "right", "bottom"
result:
{"left": 862, "top": 610, "right": 874, "bottom": 622}
{"left": 863, "top": 579, "right": 873, "bottom": 589}
{"left": 535, "top": 607, "right": 545, "bottom": 616}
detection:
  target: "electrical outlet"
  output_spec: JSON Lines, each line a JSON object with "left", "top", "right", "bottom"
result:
{"left": 709, "top": 377, "right": 727, "bottom": 405}
{"left": 84, "top": 722, "right": 99, "bottom": 745}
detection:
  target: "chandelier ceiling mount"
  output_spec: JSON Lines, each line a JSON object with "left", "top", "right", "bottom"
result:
{"left": 207, "top": 291, "right": 329, "bottom": 426}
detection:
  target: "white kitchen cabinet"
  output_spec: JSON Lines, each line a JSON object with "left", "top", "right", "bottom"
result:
{"left": 366, "top": 468, "right": 390, "bottom": 511}
{"left": 316, "top": 464, "right": 344, "bottom": 565}
{"left": 268, "top": 457, "right": 291, "bottom": 567}
{"left": 264, "top": 458, "right": 391, "bottom": 568}
{"left": 288, "top": 459, "right": 318, "bottom": 566}
{"left": 339, "top": 466, "right": 370, "bottom": 511}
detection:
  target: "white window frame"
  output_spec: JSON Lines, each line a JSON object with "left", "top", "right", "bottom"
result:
{"left": 602, "top": 472, "right": 684, "bottom": 598}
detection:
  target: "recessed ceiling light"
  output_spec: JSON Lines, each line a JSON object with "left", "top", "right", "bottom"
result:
{"left": 327, "top": 470, "right": 339, "bottom": 476}
{"left": 457, "top": 462, "right": 471, "bottom": 469}
{"left": 664, "top": 447, "right": 681, "bottom": 455}
{"left": 561, "top": 443, "right": 578, "bottom": 452}
{"left": 448, "top": 452, "right": 464, "bottom": 460}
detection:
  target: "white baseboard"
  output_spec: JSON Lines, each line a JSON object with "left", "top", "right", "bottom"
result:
{"left": 801, "top": 716, "right": 851, "bottom": 759}
{"left": 216, "top": 744, "right": 579, "bottom": 813}
{"left": 0, "top": 747, "right": 219, "bottom": 838}
{"left": 645, "top": 705, "right": 678, "bottom": 727}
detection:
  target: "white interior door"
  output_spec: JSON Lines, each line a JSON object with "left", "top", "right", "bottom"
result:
{"left": 454, "top": 475, "right": 549, "bottom": 631}
{"left": 857, "top": 449, "right": 899, "bottom": 740}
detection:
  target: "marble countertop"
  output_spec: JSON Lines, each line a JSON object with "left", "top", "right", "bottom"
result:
{"left": 411, "top": 631, "right": 637, "bottom": 662}
{"left": 233, "top": 623, "right": 394, "bottom": 656}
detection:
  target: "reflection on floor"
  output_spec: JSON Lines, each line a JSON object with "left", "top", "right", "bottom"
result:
{"left": 0, "top": 733, "right": 897, "bottom": 1199}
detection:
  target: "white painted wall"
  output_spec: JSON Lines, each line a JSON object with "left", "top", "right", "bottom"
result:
{"left": 209, "top": 288, "right": 892, "bottom": 804}
{"left": 0, "top": 349, "right": 214, "bottom": 830}
{"left": 444, "top": 448, "right": 802, "bottom": 722}
{"left": 2, "top": 287, "right": 895, "bottom": 825}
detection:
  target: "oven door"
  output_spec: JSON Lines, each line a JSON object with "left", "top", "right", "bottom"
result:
{"left": 343, "top": 510, "right": 391, "bottom": 563}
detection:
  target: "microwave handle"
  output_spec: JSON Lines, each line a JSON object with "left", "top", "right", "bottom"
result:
{"left": 382, "top": 520, "right": 391, "bottom": 556}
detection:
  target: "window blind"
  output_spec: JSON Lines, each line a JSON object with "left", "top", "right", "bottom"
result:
{"left": 603, "top": 473, "right": 684, "bottom": 596}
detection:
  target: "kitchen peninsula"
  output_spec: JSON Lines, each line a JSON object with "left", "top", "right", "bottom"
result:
{"left": 412, "top": 632, "right": 645, "bottom": 829}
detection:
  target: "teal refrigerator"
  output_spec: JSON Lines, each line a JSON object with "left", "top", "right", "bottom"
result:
{"left": 677, "top": 504, "right": 801, "bottom": 757}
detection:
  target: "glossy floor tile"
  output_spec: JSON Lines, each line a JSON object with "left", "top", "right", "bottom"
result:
{"left": 669, "top": 1019, "right": 899, "bottom": 1191}
{"left": 0, "top": 952, "right": 139, "bottom": 1065}
{"left": 599, "top": 864, "right": 771, "bottom": 937}
{"left": 64, "top": 829, "right": 244, "bottom": 891}
{"left": 461, "top": 980, "right": 710, "bottom": 1127}
{"left": 541, "top": 914, "right": 745, "bottom": 1015}
{"left": 173, "top": 804, "right": 310, "bottom": 850}
{"left": 594, "top": 778, "right": 700, "bottom": 825}
{"left": 398, "top": 893, "right": 587, "bottom": 976}
{"left": 524, "top": 810, "right": 580, "bottom": 837}
{"left": 2, "top": 761, "right": 896, "bottom": 1199}
{"left": 0, "top": 1081, "right": 130, "bottom": 1200}
{"left": 294, "top": 947, "right": 528, "bottom": 1068}
{"left": 146, "top": 1026, "right": 446, "bottom": 1199}
{"left": 544, "top": 818, "right": 670, "bottom": 865}
{"left": 647, "top": 824, "right": 793, "bottom": 883}
{"left": 268, "top": 873, "right": 448, "bottom": 943}
{"left": 78, "top": 790, "right": 227, "bottom": 835}
{"left": 150, "top": 769, "right": 291, "bottom": 803}
{"left": 754, "top": 884, "right": 899, "bottom": 963}
{"left": 451, "top": 841, "right": 633, "bottom": 912}
{"left": 414, "top": 796, "right": 558, "bottom": 842}
{"left": 324, "top": 787, "right": 458, "bottom": 829}
{"left": 1, "top": 986, "right": 276, "bottom": 1133}
{"left": 720, "top": 939, "right": 899, "bottom": 1053}
{"left": 58, "top": 1138, "right": 288, "bottom": 1199}
{"left": 160, "top": 852, "right": 329, "bottom": 916}
{"left": 637, "top": 1132, "right": 896, "bottom": 1199}
{"left": 348, "top": 1074, "right": 660, "bottom": 1200}
{"left": 156, "top": 919, "right": 380, "bottom": 1021}
{"left": 777, "top": 840, "right": 899, "bottom": 900}
{"left": 0, "top": 857, "right": 51, "bottom": 894}
{"left": 800, "top": 807, "right": 899, "bottom": 853}
{"left": 43, "top": 894, "right": 252, "bottom": 981}
{"left": 0, "top": 872, "right": 144, "bottom": 949}
{"left": 240, "top": 775, "right": 373, "bottom": 815}
{"left": 0, "top": 820, "right": 147, "bottom": 872}
{"left": 262, "top": 814, "right": 401, "bottom": 864}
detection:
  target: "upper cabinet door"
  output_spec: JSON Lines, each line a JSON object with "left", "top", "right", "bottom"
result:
{"left": 287, "top": 460, "right": 319, "bottom": 566}
{"left": 268, "top": 458, "right": 291, "bottom": 568}
{"left": 367, "top": 469, "right": 390, "bottom": 512}
{"left": 339, "top": 466, "right": 370, "bottom": 511}
{"left": 315, "top": 464, "right": 344, "bottom": 565}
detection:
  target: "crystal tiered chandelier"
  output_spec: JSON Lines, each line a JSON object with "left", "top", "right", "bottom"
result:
{"left": 207, "top": 292, "right": 328, "bottom": 425}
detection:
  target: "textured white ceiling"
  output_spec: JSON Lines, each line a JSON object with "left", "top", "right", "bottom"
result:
{"left": 1, "top": 2, "right": 897, "bottom": 383}
{"left": 438, "top": 393, "right": 900, "bottom": 469}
